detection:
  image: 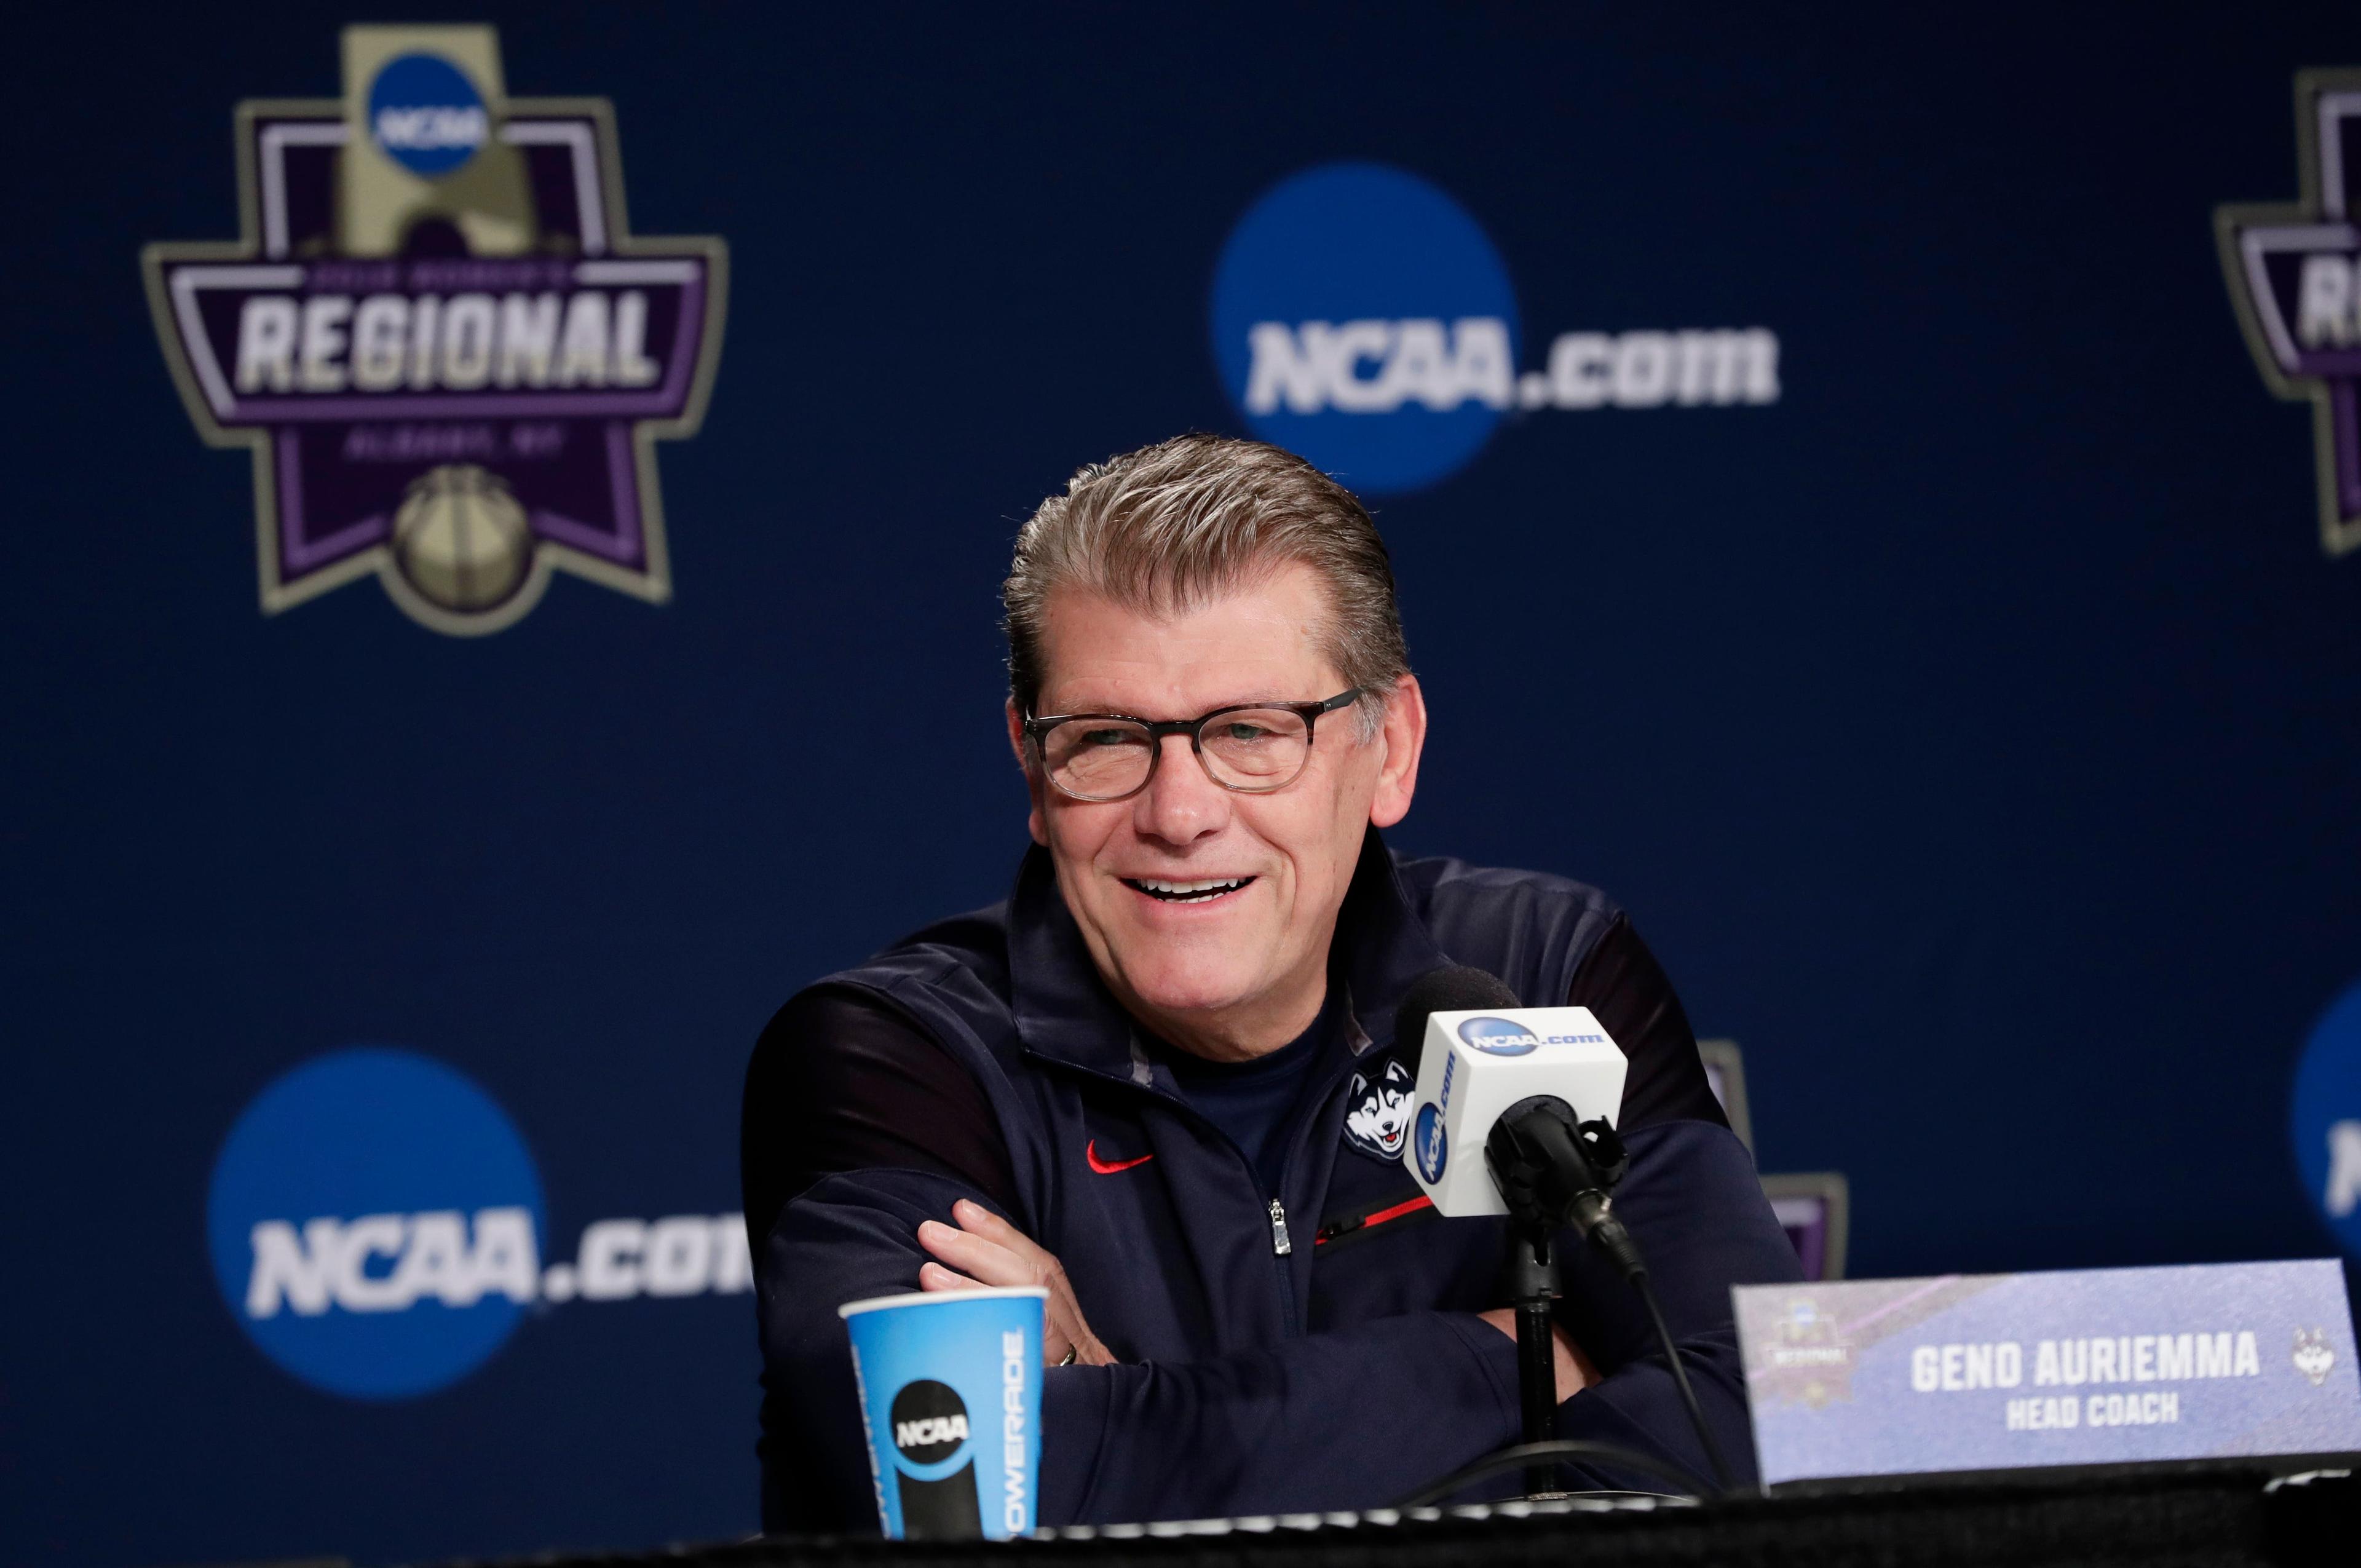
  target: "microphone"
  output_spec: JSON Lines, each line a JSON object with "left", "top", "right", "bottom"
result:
{"left": 1393, "top": 967, "right": 1630, "bottom": 1235}
{"left": 1391, "top": 965, "right": 1734, "bottom": 1497}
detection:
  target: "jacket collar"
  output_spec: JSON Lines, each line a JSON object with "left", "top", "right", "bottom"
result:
{"left": 1005, "top": 825, "right": 1452, "bottom": 1085}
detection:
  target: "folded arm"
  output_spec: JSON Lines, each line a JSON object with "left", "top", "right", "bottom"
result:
{"left": 756, "top": 1166, "right": 1529, "bottom": 1529}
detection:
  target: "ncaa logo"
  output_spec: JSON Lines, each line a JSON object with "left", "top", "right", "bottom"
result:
{"left": 2293, "top": 976, "right": 2361, "bottom": 1260}
{"left": 890, "top": 1380, "right": 973, "bottom": 1471}
{"left": 1211, "top": 162, "right": 1517, "bottom": 494}
{"left": 1458, "top": 1015, "right": 1540, "bottom": 1056}
{"left": 1209, "top": 159, "right": 1782, "bottom": 499}
{"left": 1414, "top": 1103, "right": 1449, "bottom": 1184}
{"left": 367, "top": 53, "right": 489, "bottom": 177}
{"left": 206, "top": 1047, "right": 544, "bottom": 1399}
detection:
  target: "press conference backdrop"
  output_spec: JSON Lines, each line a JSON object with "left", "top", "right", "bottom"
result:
{"left": 8, "top": 4, "right": 2361, "bottom": 1564}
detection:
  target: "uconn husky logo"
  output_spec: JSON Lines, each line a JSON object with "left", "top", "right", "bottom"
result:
{"left": 1343, "top": 1059, "right": 1415, "bottom": 1161}
{"left": 1457, "top": 1015, "right": 1540, "bottom": 1056}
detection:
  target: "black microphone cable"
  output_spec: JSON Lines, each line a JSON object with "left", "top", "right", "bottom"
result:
{"left": 1568, "top": 1195, "right": 1736, "bottom": 1493}
{"left": 1394, "top": 1439, "right": 1715, "bottom": 1508}
{"left": 1493, "top": 1096, "right": 1740, "bottom": 1495}
{"left": 1607, "top": 1218, "right": 1739, "bottom": 1495}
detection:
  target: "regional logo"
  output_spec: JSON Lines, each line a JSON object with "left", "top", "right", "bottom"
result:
{"left": 141, "top": 25, "right": 727, "bottom": 635}
{"left": 2217, "top": 69, "right": 2361, "bottom": 557}
{"left": 1756, "top": 1296, "right": 1853, "bottom": 1410}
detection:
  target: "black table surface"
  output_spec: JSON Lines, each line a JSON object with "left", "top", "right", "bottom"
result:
{"left": 411, "top": 1461, "right": 2359, "bottom": 1568}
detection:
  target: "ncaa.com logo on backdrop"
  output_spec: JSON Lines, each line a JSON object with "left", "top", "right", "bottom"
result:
{"left": 207, "top": 1046, "right": 748, "bottom": 1399}
{"left": 2293, "top": 976, "right": 2361, "bottom": 1269}
{"left": 1210, "top": 161, "right": 1780, "bottom": 494}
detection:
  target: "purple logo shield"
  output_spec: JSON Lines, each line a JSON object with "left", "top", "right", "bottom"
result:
{"left": 140, "top": 26, "right": 728, "bottom": 634}
{"left": 2219, "top": 69, "right": 2361, "bottom": 558}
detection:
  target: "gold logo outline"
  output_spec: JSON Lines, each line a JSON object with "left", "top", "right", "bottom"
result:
{"left": 138, "top": 44, "right": 730, "bottom": 635}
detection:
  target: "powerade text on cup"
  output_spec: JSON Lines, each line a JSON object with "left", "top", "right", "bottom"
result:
{"left": 839, "top": 1286, "right": 1045, "bottom": 1539}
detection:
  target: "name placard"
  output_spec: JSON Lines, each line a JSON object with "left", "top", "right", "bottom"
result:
{"left": 1733, "top": 1259, "right": 2361, "bottom": 1487}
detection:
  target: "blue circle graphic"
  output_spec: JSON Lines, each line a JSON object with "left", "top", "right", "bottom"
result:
{"left": 1209, "top": 161, "right": 1519, "bottom": 496}
{"left": 1414, "top": 1104, "right": 1449, "bottom": 1184}
{"left": 1458, "top": 1016, "right": 1540, "bottom": 1056}
{"left": 205, "top": 1047, "right": 544, "bottom": 1400}
{"left": 367, "top": 53, "right": 489, "bottom": 177}
{"left": 2292, "top": 978, "right": 2361, "bottom": 1261}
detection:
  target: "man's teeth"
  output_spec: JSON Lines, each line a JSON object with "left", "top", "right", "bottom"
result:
{"left": 1129, "top": 877, "right": 1251, "bottom": 903}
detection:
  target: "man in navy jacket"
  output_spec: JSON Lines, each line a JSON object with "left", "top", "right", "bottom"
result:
{"left": 742, "top": 434, "right": 1801, "bottom": 1531}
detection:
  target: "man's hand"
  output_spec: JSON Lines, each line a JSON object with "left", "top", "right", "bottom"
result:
{"left": 1477, "top": 1309, "right": 1601, "bottom": 1402}
{"left": 917, "top": 1198, "right": 1118, "bottom": 1368}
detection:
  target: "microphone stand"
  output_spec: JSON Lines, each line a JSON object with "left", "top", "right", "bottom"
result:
{"left": 1485, "top": 1097, "right": 1632, "bottom": 1500}
{"left": 1506, "top": 1221, "right": 1562, "bottom": 1498}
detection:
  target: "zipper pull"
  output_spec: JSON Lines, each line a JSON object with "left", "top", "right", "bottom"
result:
{"left": 1268, "top": 1198, "right": 1293, "bottom": 1256}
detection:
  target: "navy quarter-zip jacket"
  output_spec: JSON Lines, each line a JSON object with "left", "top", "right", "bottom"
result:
{"left": 743, "top": 828, "right": 1801, "bottom": 1530}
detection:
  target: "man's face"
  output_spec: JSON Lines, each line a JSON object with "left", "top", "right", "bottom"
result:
{"left": 1006, "top": 561, "right": 1425, "bottom": 1061}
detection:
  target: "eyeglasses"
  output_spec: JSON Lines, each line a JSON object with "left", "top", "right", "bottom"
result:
{"left": 1023, "top": 689, "right": 1363, "bottom": 803}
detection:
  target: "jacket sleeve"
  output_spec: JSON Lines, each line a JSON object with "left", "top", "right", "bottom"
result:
{"left": 756, "top": 1166, "right": 1529, "bottom": 1531}
{"left": 1567, "top": 914, "right": 1730, "bottom": 1133}
{"left": 1548, "top": 1117, "right": 1803, "bottom": 1491}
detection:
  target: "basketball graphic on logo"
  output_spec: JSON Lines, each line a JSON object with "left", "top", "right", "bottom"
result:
{"left": 391, "top": 464, "right": 533, "bottom": 612}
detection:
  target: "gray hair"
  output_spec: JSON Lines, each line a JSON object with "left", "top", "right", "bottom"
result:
{"left": 1002, "top": 434, "right": 1410, "bottom": 734}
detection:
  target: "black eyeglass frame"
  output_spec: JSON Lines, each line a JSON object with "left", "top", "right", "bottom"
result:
{"left": 1022, "top": 687, "right": 1364, "bottom": 802}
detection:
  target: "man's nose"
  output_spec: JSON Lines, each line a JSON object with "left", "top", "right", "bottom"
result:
{"left": 1133, "top": 734, "right": 1230, "bottom": 845}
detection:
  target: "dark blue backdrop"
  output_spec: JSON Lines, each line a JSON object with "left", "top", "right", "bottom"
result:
{"left": 7, "top": 4, "right": 2361, "bottom": 1564}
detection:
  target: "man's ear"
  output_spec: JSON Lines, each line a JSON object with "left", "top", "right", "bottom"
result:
{"left": 1006, "top": 699, "right": 1048, "bottom": 845}
{"left": 1366, "top": 673, "right": 1426, "bottom": 830}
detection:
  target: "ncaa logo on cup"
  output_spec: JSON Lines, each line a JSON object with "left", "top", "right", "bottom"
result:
{"left": 1209, "top": 160, "right": 1782, "bottom": 497}
{"left": 890, "top": 1380, "right": 973, "bottom": 1469}
{"left": 207, "top": 1045, "right": 753, "bottom": 1400}
{"left": 2292, "top": 976, "right": 2361, "bottom": 1261}
{"left": 1458, "top": 1015, "right": 1541, "bottom": 1056}
{"left": 1414, "top": 1103, "right": 1449, "bottom": 1184}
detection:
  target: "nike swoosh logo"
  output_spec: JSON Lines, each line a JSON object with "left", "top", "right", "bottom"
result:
{"left": 1086, "top": 1139, "right": 1154, "bottom": 1174}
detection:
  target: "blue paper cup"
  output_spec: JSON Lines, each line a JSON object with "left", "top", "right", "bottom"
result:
{"left": 838, "top": 1286, "right": 1047, "bottom": 1539}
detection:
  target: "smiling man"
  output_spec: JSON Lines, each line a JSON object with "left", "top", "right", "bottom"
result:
{"left": 741, "top": 434, "right": 1800, "bottom": 1530}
